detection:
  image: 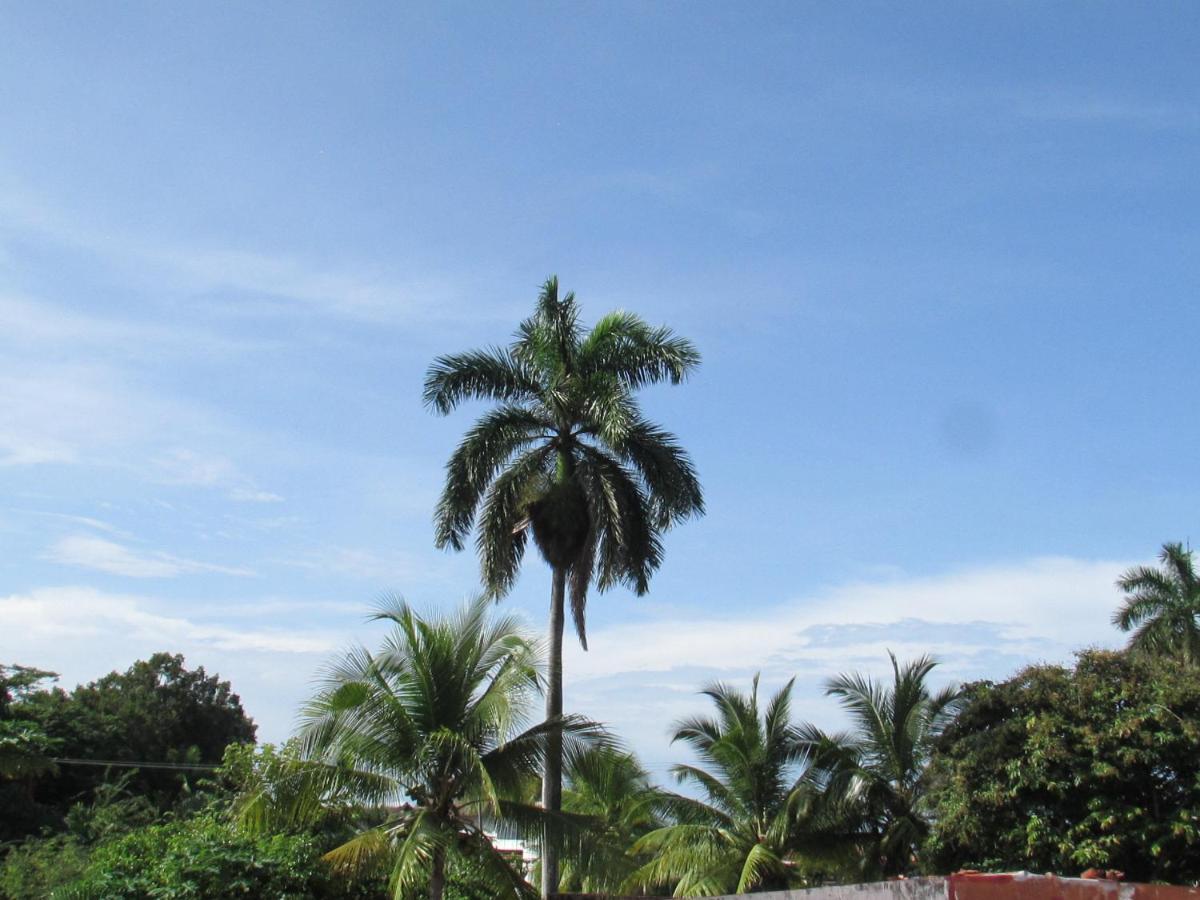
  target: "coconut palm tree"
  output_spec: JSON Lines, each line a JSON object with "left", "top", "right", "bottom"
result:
{"left": 1113, "top": 541, "right": 1200, "bottom": 665}
{"left": 239, "top": 596, "right": 604, "bottom": 900}
{"left": 424, "top": 275, "right": 704, "bottom": 895}
{"left": 557, "top": 746, "right": 665, "bottom": 894}
{"left": 626, "top": 676, "right": 823, "bottom": 896}
{"left": 801, "top": 653, "right": 962, "bottom": 878}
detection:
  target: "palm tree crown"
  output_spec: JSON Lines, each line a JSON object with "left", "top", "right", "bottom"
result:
{"left": 425, "top": 276, "right": 703, "bottom": 895}
{"left": 1113, "top": 541, "right": 1200, "bottom": 665}
{"left": 802, "top": 653, "right": 961, "bottom": 878}
{"left": 628, "top": 676, "right": 816, "bottom": 896}
{"left": 240, "top": 596, "right": 602, "bottom": 900}
{"left": 423, "top": 275, "right": 703, "bottom": 647}
{"left": 558, "top": 746, "right": 665, "bottom": 894}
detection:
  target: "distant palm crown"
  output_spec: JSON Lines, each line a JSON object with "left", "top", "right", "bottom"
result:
{"left": 1113, "top": 541, "right": 1200, "bottom": 665}
{"left": 423, "top": 276, "right": 704, "bottom": 648}
{"left": 629, "top": 676, "right": 815, "bottom": 895}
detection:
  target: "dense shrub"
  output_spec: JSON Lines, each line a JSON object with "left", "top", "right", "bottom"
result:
{"left": 0, "top": 834, "right": 90, "bottom": 900}
{"left": 62, "top": 814, "right": 376, "bottom": 900}
{"left": 924, "top": 649, "right": 1200, "bottom": 882}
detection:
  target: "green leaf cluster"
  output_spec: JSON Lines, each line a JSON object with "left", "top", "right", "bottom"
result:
{"left": 627, "top": 676, "right": 823, "bottom": 896}
{"left": 802, "top": 654, "right": 963, "bottom": 879}
{"left": 0, "top": 653, "right": 256, "bottom": 842}
{"left": 424, "top": 276, "right": 704, "bottom": 645}
{"left": 237, "top": 595, "right": 606, "bottom": 900}
{"left": 61, "top": 814, "right": 376, "bottom": 900}
{"left": 924, "top": 649, "right": 1200, "bottom": 882}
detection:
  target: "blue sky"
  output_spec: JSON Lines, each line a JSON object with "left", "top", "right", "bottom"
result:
{"left": 2, "top": 2, "right": 1198, "bottom": 777}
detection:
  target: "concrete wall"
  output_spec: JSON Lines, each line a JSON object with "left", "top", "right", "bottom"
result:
{"left": 707, "top": 875, "right": 948, "bottom": 900}
{"left": 703, "top": 873, "right": 1200, "bottom": 900}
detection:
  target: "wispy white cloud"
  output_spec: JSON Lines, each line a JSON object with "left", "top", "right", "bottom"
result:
{"left": 10, "top": 509, "right": 133, "bottom": 539}
{"left": 0, "top": 291, "right": 284, "bottom": 485}
{"left": 0, "top": 293, "right": 263, "bottom": 359}
{"left": 45, "top": 534, "right": 255, "bottom": 578}
{"left": 228, "top": 488, "right": 285, "bottom": 503}
{"left": 150, "top": 449, "right": 245, "bottom": 488}
{"left": 0, "top": 586, "right": 328, "bottom": 653}
{"left": 562, "top": 556, "right": 1132, "bottom": 775}
{"left": 0, "top": 586, "right": 346, "bottom": 740}
{"left": 271, "top": 545, "right": 433, "bottom": 583}
{"left": 566, "top": 556, "right": 1127, "bottom": 683}
{"left": 0, "top": 557, "right": 1140, "bottom": 757}
{"left": 0, "top": 185, "right": 482, "bottom": 328}
{"left": 0, "top": 362, "right": 161, "bottom": 467}
{"left": 0, "top": 345, "right": 282, "bottom": 506}
{"left": 150, "top": 449, "right": 283, "bottom": 503}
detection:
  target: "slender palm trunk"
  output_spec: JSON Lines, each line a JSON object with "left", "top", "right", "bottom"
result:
{"left": 430, "top": 844, "right": 446, "bottom": 900}
{"left": 541, "top": 565, "right": 566, "bottom": 898}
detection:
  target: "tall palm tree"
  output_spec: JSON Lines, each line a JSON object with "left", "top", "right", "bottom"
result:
{"left": 1113, "top": 541, "right": 1200, "bottom": 665}
{"left": 627, "top": 676, "right": 822, "bottom": 896}
{"left": 239, "top": 596, "right": 604, "bottom": 900}
{"left": 424, "top": 275, "right": 704, "bottom": 894}
{"left": 558, "top": 746, "right": 665, "bottom": 894}
{"left": 802, "top": 653, "right": 961, "bottom": 878}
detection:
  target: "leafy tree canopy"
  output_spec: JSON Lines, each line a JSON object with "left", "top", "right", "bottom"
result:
{"left": 924, "top": 649, "right": 1200, "bottom": 882}
{"left": 0, "top": 653, "right": 255, "bottom": 841}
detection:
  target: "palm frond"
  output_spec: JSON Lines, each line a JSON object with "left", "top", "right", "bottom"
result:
{"left": 577, "top": 444, "right": 662, "bottom": 594}
{"left": 424, "top": 348, "right": 541, "bottom": 414}
{"left": 1114, "top": 542, "right": 1200, "bottom": 665}
{"left": 434, "top": 405, "right": 553, "bottom": 551}
{"left": 477, "top": 447, "right": 552, "bottom": 596}
{"left": 577, "top": 309, "right": 701, "bottom": 388}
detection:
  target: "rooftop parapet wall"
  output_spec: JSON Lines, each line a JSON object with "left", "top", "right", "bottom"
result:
{"left": 703, "top": 873, "right": 1200, "bottom": 900}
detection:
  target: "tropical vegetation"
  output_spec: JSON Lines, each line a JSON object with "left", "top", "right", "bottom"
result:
{"left": 1112, "top": 541, "right": 1200, "bottom": 665}
{"left": 6, "top": 556, "right": 1200, "bottom": 896}
{"left": 4, "top": 269, "right": 1200, "bottom": 897}
{"left": 627, "top": 676, "right": 824, "bottom": 896}
{"left": 423, "top": 276, "right": 704, "bottom": 895}
{"left": 924, "top": 649, "right": 1200, "bottom": 883}
{"left": 238, "top": 595, "right": 606, "bottom": 900}
{"left": 802, "top": 654, "right": 962, "bottom": 879}
{"left": 558, "top": 746, "right": 665, "bottom": 895}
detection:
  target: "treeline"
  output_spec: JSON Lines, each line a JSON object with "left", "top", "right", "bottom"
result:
{"left": 2, "top": 541, "right": 1199, "bottom": 898}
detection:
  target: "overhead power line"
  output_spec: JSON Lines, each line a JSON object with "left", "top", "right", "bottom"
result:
{"left": 49, "top": 757, "right": 221, "bottom": 772}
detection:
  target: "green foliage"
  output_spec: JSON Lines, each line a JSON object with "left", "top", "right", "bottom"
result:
{"left": 0, "top": 667, "right": 58, "bottom": 716}
{"left": 241, "top": 596, "right": 604, "bottom": 900}
{"left": 0, "top": 771, "right": 169, "bottom": 899}
{"left": 0, "top": 834, "right": 90, "bottom": 900}
{"left": 628, "top": 676, "right": 823, "bottom": 896}
{"left": 558, "top": 746, "right": 665, "bottom": 894}
{"left": 220, "top": 741, "right": 345, "bottom": 835}
{"left": 55, "top": 651, "right": 255, "bottom": 773}
{"left": 0, "top": 653, "right": 255, "bottom": 842}
{"left": 0, "top": 719, "right": 59, "bottom": 780}
{"left": 60, "top": 771, "right": 160, "bottom": 845}
{"left": 424, "top": 275, "right": 704, "bottom": 642}
{"left": 1113, "top": 541, "right": 1200, "bottom": 664}
{"left": 924, "top": 649, "right": 1200, "bottom": 882}
{"left": 63, "top": 814, "right": 374, "bottom": 900}
{"left": 803, "top": 654, "right": 962, "bottom": 878}
{"left": 0, "top": 666, "right": 62, "bottom": 839}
